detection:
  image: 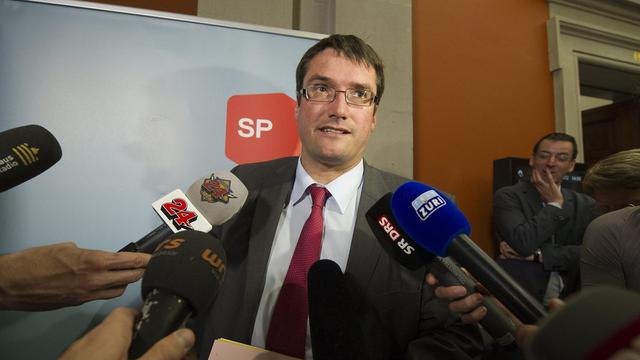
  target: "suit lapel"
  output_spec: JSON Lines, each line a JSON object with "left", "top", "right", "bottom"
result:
{"left": 345, "top": 164, "right": 386, "bottom": 286}
{"left": 243, "top": 159, "right": 296, "bottom": 323}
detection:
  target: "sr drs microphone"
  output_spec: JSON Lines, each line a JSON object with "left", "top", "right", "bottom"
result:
{"left": 0, "top": 124, "right": 62, "bottom": 192}
{"left": 308, "top": 260, "right": 364, "bottom": 360}
{"left": 365, "top": 193, "right": 517, "bottom": 347}
{"left": 128, "top": 230, "right": 226, "bottom": 358}
{"left": 390, "top": 181, "right": 547, "bottom": 324}
{"left": 119, "top": 171, "right": 248, "bottom": 253}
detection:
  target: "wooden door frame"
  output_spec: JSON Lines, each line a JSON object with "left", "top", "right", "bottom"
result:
{"left": 547, "top": 0, "right": 640, "bottom": 162}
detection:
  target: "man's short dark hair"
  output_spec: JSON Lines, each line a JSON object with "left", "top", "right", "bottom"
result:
{"left": 295, "top": 34, "right": 384, "bottom": 105}
{"left": 532, "top": 132, "right": 578, "bottom": 160}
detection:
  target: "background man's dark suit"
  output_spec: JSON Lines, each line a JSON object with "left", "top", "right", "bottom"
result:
{"left": 494, "top": 180, "right": 598, "bottom": 301}
{"left": 196, "top": 156, "right": 483, "bottom": 359}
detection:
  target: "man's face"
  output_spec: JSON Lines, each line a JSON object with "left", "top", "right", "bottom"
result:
{"left": 529, "top": 139, "right": 576, "bottom": 184}
{"left": 295, "top": 48, "right": 377, "bottom": 171}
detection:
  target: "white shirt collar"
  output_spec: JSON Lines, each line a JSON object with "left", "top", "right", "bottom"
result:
{"left": 291, "top": 158, "right": 364, "bottom": 214}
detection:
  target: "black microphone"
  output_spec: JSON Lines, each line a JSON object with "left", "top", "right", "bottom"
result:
{"left": 391, "top": 181, "right": 547, "bottom": 324}
{"left": 119, "top": 171, "right": 248, "bottom": 253}
{"left": 531, "top": 287, "right": 640, "bottom": 360}
{"left": 0, "top": 124, "right": 62, "bottom": 192}
{"left": 128, "top": 230, "right": 226, "bottom": 359}
{"left": 308, "top": 259, "right": 364, "bottom": 360}
{"left": 365, "top": 193, "right": 517, "bottom": 347}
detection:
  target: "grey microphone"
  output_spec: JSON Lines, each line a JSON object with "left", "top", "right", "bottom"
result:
{"left": 119, "top": 171, "right": 248, "bottom": 253}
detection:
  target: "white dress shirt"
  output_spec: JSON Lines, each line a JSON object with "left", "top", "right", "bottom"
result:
{"left": 251, "top": 158, "right": 364, "bottom": 359}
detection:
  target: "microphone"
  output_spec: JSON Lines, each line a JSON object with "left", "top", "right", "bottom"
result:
{"left": 128, "top": 230, "right": 226, "bottom": 358}
{"left": 119, "top": 171, "right": 248, "bottom": 253}
{"left": 0, "top": 124, "right": 62, "bottom": 192}
{"left": 530, "top": 287, "right": 640, "bottom": 360}
{"left": 365, "top": 193, "right": 517, "bottom": 347}
{"left": 308, "top": 259, "right": 364, "bottom": 360}
{"left": 391, "top": 181, "right": 547, "bottom": 324}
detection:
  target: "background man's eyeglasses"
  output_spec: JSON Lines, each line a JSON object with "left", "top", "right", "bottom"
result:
{"left": 534, "top": 152, "right": 573, "bottom": 162}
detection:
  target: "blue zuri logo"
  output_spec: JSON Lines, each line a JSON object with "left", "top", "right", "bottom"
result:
{"left": 411, "top": 190, "right": 447, "bottom": 221}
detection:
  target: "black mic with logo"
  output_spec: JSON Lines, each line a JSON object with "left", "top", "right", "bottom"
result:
{"left": 308, "top": 259, "right": 364, "bottom": 360}
{"left": 0, "top": 124, "right": 62, "bottom": 192}
{"left": 366, "top": 192, "right": 517, "bottom": 347}
{"left": 128, "top": 230, "right": 226, "bottom": 359}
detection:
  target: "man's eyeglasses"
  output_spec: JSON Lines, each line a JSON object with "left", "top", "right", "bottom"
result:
{"left": 534, "top": 151, "right": 573, "bottom": 162}
{"left": 299, "top": 84, "right": 378, "bottom": 107}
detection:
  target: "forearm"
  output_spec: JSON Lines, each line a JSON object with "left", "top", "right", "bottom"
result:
{"left": 0, "top": 253, "right": 12, "bottom": 309}
{"left": 0, "top": 252, "right": 30, "bottom": 310}
{"left": 493, "top": 185, "right": 575, "bottom": 257}
{"left": 540, "top": 244, "right": 580, "bottom": 272}
{"left": 495, "top": 207, "right": 568, "bottom": 256}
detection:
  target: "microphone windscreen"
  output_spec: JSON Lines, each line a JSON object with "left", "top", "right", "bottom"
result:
{"left": 0, "top": 124, "right": 62, "bottom": 192}
{"left": 530, "top": 287, "right": 640, "bottom": 360}
{"left": 142, "top": 230, "right": 226, "bottom": 314}
{"left": 365, "top": 192, "right": 436, "bottom": 270}
{"left": 308, "top": 259, "right": 361, "bottom": 360}
{"left": 391, "top": 181, "right": 470, "bottom": 257}
{"left": 186, "top": 171, "right": 248, "bottom": 225}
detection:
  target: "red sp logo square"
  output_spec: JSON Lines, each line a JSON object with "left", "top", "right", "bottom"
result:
{"left": 226, "top": 93, "right": 300, "bottom": 164}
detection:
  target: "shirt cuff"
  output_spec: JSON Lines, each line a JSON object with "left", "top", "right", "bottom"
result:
{"left": 546, "top": 202, "right": 561, "bottom": 209}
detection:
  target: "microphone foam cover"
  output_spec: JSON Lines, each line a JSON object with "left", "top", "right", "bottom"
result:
{"left": 142, "top": 230, "right": 226, "bottom": 314}
{"left": 531, "top": 286, "right": 640, "bottom": 360}
{"left": 308, "top": 259, "right": 361, "bottom": 360}
{"left": 0, "top": 124, "right": 62, "bottom": 192}
{"left": 186, "top": 171, "right": 248, "bottom": 225}
{"left": 391, "top": 181, "right": 470, "bottom": 257}
{"left": 365, "top": 192, "right": 436, "bottom": 270}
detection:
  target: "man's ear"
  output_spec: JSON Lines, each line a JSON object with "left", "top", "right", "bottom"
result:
{"left": 370, "top": 113, "right": 377, "bottom": 132}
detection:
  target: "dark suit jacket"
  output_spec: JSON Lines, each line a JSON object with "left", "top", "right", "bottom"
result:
{"left": 493, "top": 180, "right": 598, "bottom": 301}
{"left": 196, "top": 157, "right": 483, "bottom": 359}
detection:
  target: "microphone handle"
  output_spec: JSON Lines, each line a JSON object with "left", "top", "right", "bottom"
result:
{"left": 449, "top": 234, "right": 547, "bottom": 324}
{"left": 128, "top": 289, "right": 192, "bottom": 359}
{"left": 119, "top": 224, "right": 174, "bottom": 253}
{"left": 431, "top": 257, "right": 517, "bottom": 347}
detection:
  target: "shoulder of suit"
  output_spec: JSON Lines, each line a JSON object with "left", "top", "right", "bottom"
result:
{"left": 364, "top": 162, "right": 410, "bottom": 188}
{"left": 563, "top": 187, "right": 596, "bottom": 204}
{"left": 231, "top": 156, "right": 297, "bottom": 187}
{"left": 495, "top": 179, "right": 528, "bottom": 195}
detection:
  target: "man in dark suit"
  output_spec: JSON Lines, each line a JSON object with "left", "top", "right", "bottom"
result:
{"left": 195, "top": 34, "right": 483, "bottom": 359}
{"left": 493, "top": 133, "right": 599, "bottom": 304}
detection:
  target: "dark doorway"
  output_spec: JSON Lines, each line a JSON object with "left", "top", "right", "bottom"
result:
{"left": 580, "top": 62, "right": 640, "bottom": 167}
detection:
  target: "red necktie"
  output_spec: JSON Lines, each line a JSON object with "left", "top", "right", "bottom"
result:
{"left": 266, "top": 185, "right": 330, "bottom": 358}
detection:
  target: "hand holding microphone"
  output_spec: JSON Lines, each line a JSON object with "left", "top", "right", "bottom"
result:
{"left": 128, "top": 230, "right": 226, "bottom": 358}
{"left": 0, "top": 125, "right": 152, "bottom": 311}
{"left": 0, "top": 242, "right": 150, "bottom": 311}
{"left": 390, "top": 181, "right": 547, "bottom": 324}
{"left": 365, "top": 193, "right": 517, "bottom": 347}
{"left": 60, "top": 307, "right": 194, "bottom": 360}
